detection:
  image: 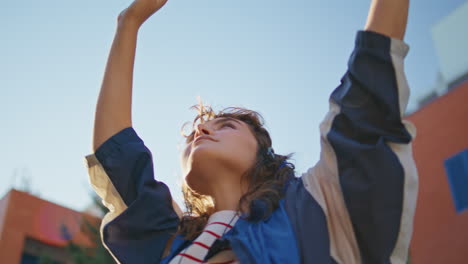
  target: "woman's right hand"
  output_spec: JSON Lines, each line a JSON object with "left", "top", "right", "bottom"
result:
{"left": 118, "top": 0, "right": 169, "bottom": 27}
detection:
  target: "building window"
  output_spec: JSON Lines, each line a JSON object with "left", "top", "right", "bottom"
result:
{"left": 444, "top": 149, "right": 468, "bottom": 213}
{"left": 20, "top": 253, "right": 63, "bottom": 264}
{"left": 22, "top": 238, "right": 68, "bottom": 264}
{"left": 20, "top": 253, "right": 39, "bottom": 264}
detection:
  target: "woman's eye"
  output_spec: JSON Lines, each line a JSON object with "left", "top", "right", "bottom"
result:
{"left": 221, "top": 123, "right": 235, "bottom": 129}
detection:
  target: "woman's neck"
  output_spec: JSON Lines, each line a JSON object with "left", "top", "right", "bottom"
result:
{"left": 210, "top": 181, "right": 244, "bottom": 212}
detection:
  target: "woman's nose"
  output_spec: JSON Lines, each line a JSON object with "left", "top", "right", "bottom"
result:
{"left": 195, "top": 123, "right": 211, "bottom": 137}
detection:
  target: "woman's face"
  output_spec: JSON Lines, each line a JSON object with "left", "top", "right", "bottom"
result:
{"left": 180, "top": 117, "right": 258, "bottom": 194}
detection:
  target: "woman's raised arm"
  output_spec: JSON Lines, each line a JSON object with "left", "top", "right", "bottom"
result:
{"left": 84, "top": 4, "right": 181, "bottom": 263}
{"left": 365, "top": 0, "right": 409, "bottom": 40}
{"left": 92, "top": 0, "right": 168, "bottom": 152}
{"left": 295, "top": 1, "right": 418, "bottom": 263}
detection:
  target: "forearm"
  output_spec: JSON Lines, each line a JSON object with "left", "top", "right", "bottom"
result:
{"left": 93, "top": 20, "right": 140, "bottom": 152}
{"left": 364, "top": 0, "right": 409, "bottom": 40}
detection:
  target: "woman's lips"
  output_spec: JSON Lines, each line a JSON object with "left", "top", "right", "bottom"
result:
{"left": 194, "top": 136, "right": 215, "bottom": 143}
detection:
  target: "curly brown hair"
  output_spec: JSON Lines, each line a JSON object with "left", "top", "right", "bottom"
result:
{"left": 177, "top": 98, "right": 296, "bottom": 240}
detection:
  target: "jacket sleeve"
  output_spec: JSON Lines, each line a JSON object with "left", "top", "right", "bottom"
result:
{"left": 83, "top": 126, "right": 180, "bottom": 263}
{"left": 300, "top": 30, "right": 419, "bottom": 264}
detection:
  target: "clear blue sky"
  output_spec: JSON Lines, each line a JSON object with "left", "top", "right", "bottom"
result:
{"left": 1, "top": 0, "right": 465, "bottom": 212}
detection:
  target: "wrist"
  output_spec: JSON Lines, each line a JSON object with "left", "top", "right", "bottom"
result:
{"left": 117, "top": 15, "right": 142, "bottom": 32}
{"left": 117, "top": 9, "right": 145, "bottom": 31}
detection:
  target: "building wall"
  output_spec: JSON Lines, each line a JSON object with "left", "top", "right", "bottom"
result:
{"left": 0, "top": 192, "right": 11, "bottom": 245}
{"left": 0, "top": 189, "right": 100, "bottom": 263}
{"left": 406, "top": 81, "right": 468, "bottom": 264}
{"left": 431, "top": 1, "right": 468, "bottom": 86}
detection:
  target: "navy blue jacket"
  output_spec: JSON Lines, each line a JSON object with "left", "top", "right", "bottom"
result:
{"left": 84, "top": 30, "right": 418, "bottom": 264}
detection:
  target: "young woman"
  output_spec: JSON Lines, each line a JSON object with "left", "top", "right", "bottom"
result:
{"left": 84, "top": 0, "right": 418, "bottom": 263}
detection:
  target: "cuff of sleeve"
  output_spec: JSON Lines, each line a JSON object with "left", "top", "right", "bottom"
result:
{"left": 89, "top": 126, "right": 143, "bottom": 166}
{"left": 356, "top": 30, "right": 410, "bottom": 58}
